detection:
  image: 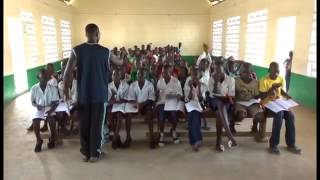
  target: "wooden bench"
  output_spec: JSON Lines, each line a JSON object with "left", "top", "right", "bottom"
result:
{"left": 42, "top": 108, "right": 273, "bottom": 140}
{"left": 126, "top": 109, "right": 274, "bottom": 138}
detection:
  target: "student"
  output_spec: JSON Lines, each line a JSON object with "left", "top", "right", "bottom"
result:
{"left": 184, "top": 67, "right": 207, "bottom": 151}
{"left": 283, "top": 51, "right": 293, "bottom": 92}
{"left": 127, "top": 68, "right": 157, "bottom": 149}
{"left": 233, "top": 63, "right": 267, "bottom": 142}
{"left": 259, "top": 62, "right": 301, "bottom": 154}
{"left": 47, "top": 63, "right": 58, "bottom": 87}
{"left": 58, "top": 60, "right": 68, "bottom": 82}
{"left": 30, "top": 69, "right": 60, "bottom": 152}
{"left": 149, "top": 64, "right": 158, "bottom": 90}
{"left": 196, "top": 43, "right": 212, "bottom": 70}
{"left": 156, "top": 65, "right": 183, "bottom": 147}
{"left": 28, "top": 63, "right": 58, "bottom": 132}
{"left": 56, "top": 77, "right": 71, "bottom": 137}
{"left": 108, "top": 69, "right": 131, "bottom": 149}
{"left": 208, "top": 61, "right": 237, "bottom": 152}
{"left": 130, "top": 58, "right": 142, "bottom": 82}
{"left": 68, "top": 69, "right": 79, "bottom": 134}
{"left": 177, "top": 61, "right": 189, "bottom": 97}
{"left": 221, "top": 56, "right": 244, "bottom": 78}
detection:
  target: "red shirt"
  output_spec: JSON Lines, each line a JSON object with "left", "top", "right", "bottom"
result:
{"left": 172, "top": 67, "right": 179, "bottom": 77}
{"left": 125, "top": 63, "right": 132, "bottom": 74}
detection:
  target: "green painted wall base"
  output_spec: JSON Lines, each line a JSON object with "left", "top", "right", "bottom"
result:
{"left": 3, "top": 60, "right": 63, "bottom": 104}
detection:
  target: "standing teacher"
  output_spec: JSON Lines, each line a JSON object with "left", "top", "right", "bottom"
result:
{"left": 63, "top": 24, "right": 123, "bottom": 162}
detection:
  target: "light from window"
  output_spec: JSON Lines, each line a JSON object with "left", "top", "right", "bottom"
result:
{"left": 60, "top": 20, "right": 71, "bottom": 58}
{"left": 307, "top": 13, "right": 317, "bottom": 77}
{"left": 225, "top": 16, "right": 240, "bottom": 59}
{"left": 212, "top": 19, "right": 223, "bottom": 56}
{"left": 20, "top": 11, "right": 38, "bottom": 67}
{"left": 245, "top": 9, "right": 268, "bottom": 65}
{"left": 41, "top": 16, "right": 58, "bottom": 63}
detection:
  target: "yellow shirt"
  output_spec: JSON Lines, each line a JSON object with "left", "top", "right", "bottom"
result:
{"left": 259, "top": 75, "right": 285, "bottom": 105}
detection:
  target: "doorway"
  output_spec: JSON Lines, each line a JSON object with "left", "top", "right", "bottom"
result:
{"left": 7, "top": 17, "right": 28, "bottom": 94}
{"left": 274, "top": 16, "right": 296, "bottom": 88}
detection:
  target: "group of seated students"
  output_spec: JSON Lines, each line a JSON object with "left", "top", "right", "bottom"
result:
{"left": 29, "top": 43, "right": 301, "bottom": 155}
{"left": 28, "top": 62, "right": 78, "bottom": 152}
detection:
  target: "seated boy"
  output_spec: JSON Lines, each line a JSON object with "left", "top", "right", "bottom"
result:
{"left": 233, "top": 63, "right": 267, "bottom": 142}
{"left": 259, "top": 62, "right": 301, "bottom": 154}
{"left": 108, "top": 68, "right": 131, "bottom": 149}
{"left": 127, "top": 68, "right": 157, "bottom": 149}
{"left": 30, "top": 69, "right": 60, "bottom": 152}
{"left": 68, "top": 69, "right": 79, "bottom": 134}
{"left": 184, "top": 67, "right": 208, "bottom": 151}
{"left": 207, "top": 61, "right": 237, "bottom": 152}
{"left": 156, "top": 65, "right": 183, "bottom": 147}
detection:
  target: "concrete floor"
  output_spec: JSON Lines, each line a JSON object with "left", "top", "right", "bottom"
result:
{"left": 4, "top": 92, "right": 316, "bottom": 180}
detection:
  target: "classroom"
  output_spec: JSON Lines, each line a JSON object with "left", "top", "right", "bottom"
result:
{"left": 3, "top": 0, "right": 317, "bottom": 180}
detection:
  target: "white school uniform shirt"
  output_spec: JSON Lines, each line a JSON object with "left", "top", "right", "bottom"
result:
{"left": 57, "top": 79, "right": 77, "bottom": 103}
{"left": 58, "top": 81, "right": 64, "bottom": 99}
{"left": 31, "top": 83, "right": 60, "bottom": 107}
{"left": 184, "top": 76, "right": 208, "bottom": 102}
{"left": 208, "top": 74, "right": 235, "bottom": 97}
{"left": 48, "top": 77, "right": 58, "bottom": 87}
{"left": 108, "top": 81, "right": 129, "bottom": 102}
{"left": 55, "top": 81, "right": 70, "bottom": 114}
{"left": 153, "top": 54, "right": 159, "bottom": 63}
{"left": 200, "top": 70, "right": 210, "bottom": 86}
{"left": 127, "top": 80, "right": 155, "bottom": 103}
{"left": 197, "top": 52, "right": 212, "bottom": 86}
{"left": 30, "top": 83, "right": 60, "bottom": 119}
{"left": 196, "top": 51, "right": 212, "bottom": 67}
{"left": 70, "top": 79, "right": 77, "bottom": 104}
{"left": 156, "top": 76, "right": 183, "bottom": 105}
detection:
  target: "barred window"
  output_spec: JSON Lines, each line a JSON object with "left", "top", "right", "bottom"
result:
{"left": 212, "top": 19, "right": 223, "bottom": 56}
{"left": 20, "top": 11, "right": 38, "bottom": 66}
{"left": 245, "top": 9, "right": 268, "bottom": 65}
{"left": 60, "top": 20, "right": 72, "bottom": 58}
{"left": 41, "top": 16, "right": 58, "bottom": 63}
{"left": 307, "top": 12, "right": 317, "bottom": 77}
{"left": 225, "top": 16, "right": 240, "bottom": 59}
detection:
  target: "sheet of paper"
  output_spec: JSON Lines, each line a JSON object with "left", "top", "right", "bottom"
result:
{"left": 55, "top": 102, "right": 69, "bottom": 112}
{"left": 124, "top": 103, "right": 138, "bottom": 113}
{"left": 185, "top": 100, "right": 203, "bottom": 112}
{"left": 236, "top": 99, "right": 261, "bottom": 107}
{"left": 44, "top": 106, "right": 56, "bottom": 117}
{"left": 111, "top": 103, "right": 126, "bottom": 113}
{"left": 33, "top": 108, "right": 45, "bottom": 119}
{"left": 164, "top": 99, "right": 179, "bottom": 111}
{"left": 264, "top": 101, "right": 287, "bottom": 113}
{"left": 275, "top": 98, "right": 299, "bottom": 110}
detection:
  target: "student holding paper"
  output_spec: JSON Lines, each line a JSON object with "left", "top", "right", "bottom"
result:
{"left": 127, "top": 68, "right": 157, "bottom": 149}
{"left": 156, "top": 65, "right": 183, "bottom": 147}
{"left": 30, "top": 69, "right": 60, "bottom": 152}
{"left": 184, "top": 67, "right": 207, "bottom": 151}
{"left": 108, "top": 69, "right": 131, "bottom": 149}
{"left": 208, "top": 61, "right": 237, "bottom": 152}
{"left": 234, "top": 63, "right": 267, "bottom": 142}
{"left": 259, "top": 62, "right": 301, "bottom": 154}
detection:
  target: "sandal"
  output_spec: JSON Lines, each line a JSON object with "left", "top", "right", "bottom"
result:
{"left": 48, "top": 138, "right": 56, "bottom": 149}
{"left": 34, "top": 139, "right": 43, "bottom": 153}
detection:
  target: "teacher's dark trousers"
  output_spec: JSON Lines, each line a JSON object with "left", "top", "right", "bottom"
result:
{"left": 78, "top": 103, "right": 107, "bottom": 158}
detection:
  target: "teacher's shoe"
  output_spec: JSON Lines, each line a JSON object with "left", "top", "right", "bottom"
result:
{"left": 269, "top": 146, "right": 280, "bottom": 155}
{"left": 287, "top": 145, "right": 302, "bottom": 154}
{"left": 89, "top": 152, "right": 105, "bottom": 163}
